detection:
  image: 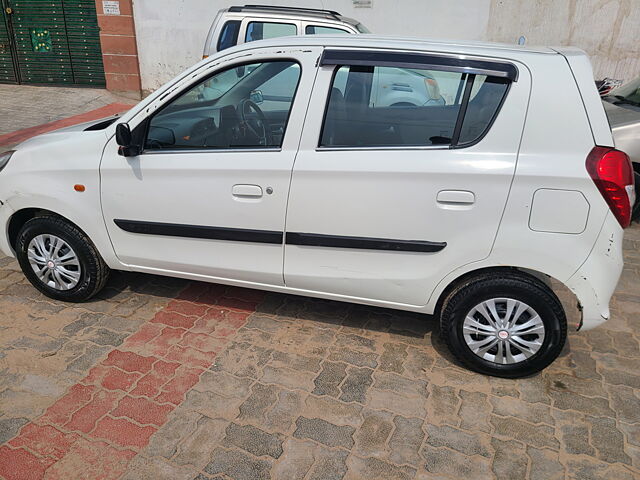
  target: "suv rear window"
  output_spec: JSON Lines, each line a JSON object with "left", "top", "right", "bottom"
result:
{"left": 320, "top": 65, "right": 509, "bottom": 148}
{"left": 217, "top": 20, "right": 241, "bottom": 51}
{"left": 245, "top": 22, "right": 297, "bottom": 42}
{"left": 305, "top": 25, "right": 349, "bottom": 35}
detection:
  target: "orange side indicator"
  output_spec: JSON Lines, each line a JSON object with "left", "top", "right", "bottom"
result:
{"left": 74, "top": 184, "right": 86, "bottom": 192}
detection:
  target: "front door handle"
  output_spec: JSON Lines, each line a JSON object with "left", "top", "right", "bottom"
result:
{"left": 232, "top": 184, "right": 263, "bottom": 198}
{"left": 437, "top": 190, "right": 475, "bottom": 205}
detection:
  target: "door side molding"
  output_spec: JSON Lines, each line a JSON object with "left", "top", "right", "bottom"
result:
{"left": 114, "top": 219, "right": 447, "bottom": 252}
{"left": 113, "top": 219, "right": 283, "bottom": 244}
{"left": 286, "top": 232, "right": 446, "bottom": 252}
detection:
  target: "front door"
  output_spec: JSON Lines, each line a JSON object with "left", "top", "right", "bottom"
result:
{"left": 284, "top": 50, "right": 530, "bottom": 306}
{"left": 101, "top": 48, "right": 319, "bottom": 286}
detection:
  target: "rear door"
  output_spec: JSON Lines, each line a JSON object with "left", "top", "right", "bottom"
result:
{"left": 283, "top": 49, "right": 531, "bottom": 306}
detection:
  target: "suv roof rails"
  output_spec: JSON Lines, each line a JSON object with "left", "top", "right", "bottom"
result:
{"left": 228, "top": 5, "right": 343, "bottom": 20}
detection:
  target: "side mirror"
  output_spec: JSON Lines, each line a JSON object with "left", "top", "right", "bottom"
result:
{"left": 116, "top": 123, "right": 132, "bottom": 146}
{"left": 235, "top": 65, "right": 245, "bottom": 78}
{"left": 116, "top": 123, "right": 140, "bottom": 157}
{"left": 249, "top": 90, "right": 264, "bottom": 105}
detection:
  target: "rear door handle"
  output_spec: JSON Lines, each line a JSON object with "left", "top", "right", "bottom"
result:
{"left": 232, "top": 184, "right": 263, "bottom": 198}
{"left": 437, "top": 190, "right": 475, "bottom": 205}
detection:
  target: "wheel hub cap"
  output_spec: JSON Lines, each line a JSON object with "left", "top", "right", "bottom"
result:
{"left": 462, "top": 298, "right": 545, "bottom": 365}
{"left": 27, "top": 234, "right": 81, "bottom": 291}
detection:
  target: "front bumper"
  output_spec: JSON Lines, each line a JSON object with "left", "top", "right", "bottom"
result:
{"left": 565, "top": 212, "right": 624, "bottom": 330}
{"left": 0, "top": 198, "right": 16, "bottom": 258}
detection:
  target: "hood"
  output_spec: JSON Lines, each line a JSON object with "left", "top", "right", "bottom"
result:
{"left": 602, "top": 101, "right": 640, "bottom": 164}
{"left": 602, "top": 100, "right": 640, "bottom": 129}
{"left": 14, "top": 116, "right": 118, "bottom": 150}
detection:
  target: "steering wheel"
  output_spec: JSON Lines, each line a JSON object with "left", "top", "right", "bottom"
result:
{"left": 239, "top": 99, "right": 272, "bottom": 146}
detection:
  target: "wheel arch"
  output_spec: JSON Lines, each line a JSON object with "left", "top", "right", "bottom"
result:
{"left": 431, "top": 265, "right": 578, "bottom": 328}
{"left": 6, "top": 205, "right": 121, "bottom": 269}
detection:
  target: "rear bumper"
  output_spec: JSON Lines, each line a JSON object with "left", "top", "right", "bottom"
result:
{"left": 565, "top": 212, "right": 624, "bottom": 330}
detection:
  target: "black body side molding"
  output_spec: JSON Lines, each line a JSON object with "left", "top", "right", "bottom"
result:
{"left": 114, "top": 220, "right": 447, "bottom": 253}
{"left": 113, "top": 220, "right": 283, "bottom": 244}
{"left": 286, "top": 232, "right": 446, "bottom": 253}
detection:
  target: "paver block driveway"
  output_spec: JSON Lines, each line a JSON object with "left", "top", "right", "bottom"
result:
{"left": 0, "top": 224, "right": 638, "bottom": 479}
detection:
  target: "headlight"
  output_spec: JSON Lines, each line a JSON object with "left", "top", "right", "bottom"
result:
{"left": 0, "top": 151, "right": 14, "bottom": 173}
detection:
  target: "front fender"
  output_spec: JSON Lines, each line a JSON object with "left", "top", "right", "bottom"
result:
{"left": 2, "top": 193, "right": 124, "bottom": 270}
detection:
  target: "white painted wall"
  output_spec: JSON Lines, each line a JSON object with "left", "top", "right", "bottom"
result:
{"left": 132, "top": 0, "right": 640, "bottom": 93}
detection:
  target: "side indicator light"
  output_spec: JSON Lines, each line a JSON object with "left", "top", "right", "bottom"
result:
{"left": 74, "top": 184, "right": 86, "bottom": 192}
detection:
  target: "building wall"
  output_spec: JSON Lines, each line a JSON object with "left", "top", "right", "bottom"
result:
{"left": 96, "top": 0, "right": 142, "bottom": 98}
{"left": 132, "top": 0, "right": 640, "bottom": 94}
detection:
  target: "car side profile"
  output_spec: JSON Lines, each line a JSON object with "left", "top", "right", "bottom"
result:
{"left": 202, "top": 4, "right": 368, "bottom": 56}
{"left": 0, "top": 36, "right": 634, "bottom": 377}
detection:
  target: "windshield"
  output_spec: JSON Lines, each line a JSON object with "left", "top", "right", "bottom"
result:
{"left": 605, "top": 76, "right": 640, "bottom": 107}
{"left": 355, "top": 23, "right": 370, "bottom": 33}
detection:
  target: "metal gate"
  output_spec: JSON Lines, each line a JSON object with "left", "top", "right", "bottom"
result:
{"left": 0, "top": 0, "right": 105, "bottom": 86}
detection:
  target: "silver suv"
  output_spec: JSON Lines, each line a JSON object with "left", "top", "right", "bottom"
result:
{"left": 202, "top": 5, "right": 369, "bottom": 57}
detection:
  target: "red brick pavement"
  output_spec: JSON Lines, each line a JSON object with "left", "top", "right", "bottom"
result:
{"left": 0, "top": 103, "right": 133, "bottom": 148}
{"left": 0, "top": 283, "right": 264, "bottom": 480}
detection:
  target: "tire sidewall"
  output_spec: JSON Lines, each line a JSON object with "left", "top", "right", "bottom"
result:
{"left": 16, "top": 217, "right": 96, "bottom": 301}
{"left": 445, "top": 279, "right": 565, "bottom": 377}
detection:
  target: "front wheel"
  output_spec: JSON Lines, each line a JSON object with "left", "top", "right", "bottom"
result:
{"left": 16, "top": 215, "right": 110, "bottom": 302}
{"left": 440, "top": 273, "right": 567, "bottom": 378}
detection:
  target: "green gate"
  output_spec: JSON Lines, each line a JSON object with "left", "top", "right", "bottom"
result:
{"left": 0, "top": 0, "right": 105, "bottom": 86}
{"left": 0, "top": 0, "right": 18, "bottom": 83}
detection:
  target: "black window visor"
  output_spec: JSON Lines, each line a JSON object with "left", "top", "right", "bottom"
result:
{"left": 319, "top": 49, "right": 518, "bottom": 82}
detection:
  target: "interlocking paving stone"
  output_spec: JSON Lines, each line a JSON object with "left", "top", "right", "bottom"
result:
{"left": 293, "top": 416, "right": 355, "bottom": 449}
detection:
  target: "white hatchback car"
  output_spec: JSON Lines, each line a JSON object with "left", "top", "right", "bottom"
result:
{"left": 0, "top": 36, "right": 634, "bottom": 377}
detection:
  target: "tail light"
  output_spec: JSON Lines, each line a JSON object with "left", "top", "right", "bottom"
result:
{"left": 586, "top": 146, "right": 635, "bottom": 228}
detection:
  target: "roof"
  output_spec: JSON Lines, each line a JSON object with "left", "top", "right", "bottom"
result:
{"left": 224, "top": 4, "right": 360, "bottom": 25}
{"left": 219, "top": 34, "right": 560, "bottom": 58}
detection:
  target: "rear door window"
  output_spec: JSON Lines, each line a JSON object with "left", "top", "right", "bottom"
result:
{"left": 245, "top": 22, "right": 297, "bottom": 42}
{"left": 321, "top": 64, "right": 509, "bottom": 148}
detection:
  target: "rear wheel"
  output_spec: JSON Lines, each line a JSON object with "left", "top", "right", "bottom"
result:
{"left": 440, "top": 272, "right": 567, "bottom": 378}
{"left": 15, "top": 215, "right": 110, "bottom": 302}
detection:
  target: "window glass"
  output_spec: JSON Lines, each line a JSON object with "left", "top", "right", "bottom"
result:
{"left": 217, "top": 20, "right": 241, "bottom": 51}
{"left": 305, "top": 25, "right": 349, "bottom": 35}
{"left": 145, "top": 61, "right": 300, "bottom": 150}
{"left": 245, "top": 22, "right": 296, "bottom": 42}
{"left": 321, "top": 65, "right": 508, "bottom": 148}
{"left": 321, "top": 65, "right": 464, "bottom": 147}
{"left": 458, "top": 76, "right": 509, "bottom": 145}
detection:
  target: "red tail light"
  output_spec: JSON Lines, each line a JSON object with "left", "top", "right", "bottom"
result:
{"left": 586, "top": 146, "right": 635, "bottom": 228}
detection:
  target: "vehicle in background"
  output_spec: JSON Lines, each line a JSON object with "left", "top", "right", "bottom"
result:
{"left": 202, "top": 4, "right": 368, "bottom": 57}
{"left": 602, "top": 75, "right": 640, "bottom": 221}
{"left": 1, "top": 37, "right": 633, "bottom": 378}
{"left": 597, "top": 77, "right": 623, "bottom": 96}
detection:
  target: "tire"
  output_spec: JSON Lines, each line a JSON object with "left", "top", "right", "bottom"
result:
{"left": 440, "top": 272, "right": 567, "bottom": 378}
{"left": 15, "top": 215, "right": 110, "bottom": 302}
{"left": 632, "top": 171, "right": 640, "bottom": 223}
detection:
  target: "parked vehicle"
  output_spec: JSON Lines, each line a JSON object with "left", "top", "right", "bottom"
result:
{"left": 0, "top": 36, "right": 633, "bottom": 377}
{"left": 202, "top": 4, "right": 368, "bottom": 57}
{"left": 602, "top": 75, "right": 640, "bottom": 221}
{"left": 596, "top": 77, "right": 623, "bottom": 96}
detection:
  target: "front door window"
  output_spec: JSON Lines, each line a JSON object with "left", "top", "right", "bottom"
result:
{"left": 145, "top": 60, "right": 301, "bottom": 150}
